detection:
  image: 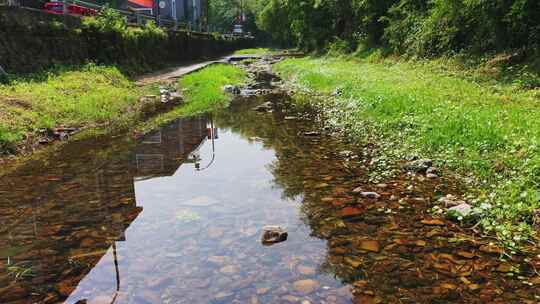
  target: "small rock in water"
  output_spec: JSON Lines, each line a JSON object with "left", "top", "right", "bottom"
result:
{"left": 421, "top": 218, "right": 445, "bottom": 226}
{"left": 438, "top": 194, "right": 466, "bottom": 207}
{"left": 303, "top": 131, "right": 320, "bottom": 137}
{"left": 261, "top": 225, "right": 288, "bottom": 245}
{"left": 361, "top": 191, "right": 381, "bottom": 199}
{"left": 358, "top": 240, "right": 381, "bottom": 252}
{"left": 223, "top": 84, "right": 241, "bottom": 94}
{"left": 282, "top": 295, "right": 300, "bottom": 303}
{"left": 339, "top": 150, "right": 354, "bottom": 157}
{"left": 253, "top": 101, "right": 273, "bottom": 112}
{"left": 297, "top": 265, "right": 316, "bottom": 276}
{"left": 293, "top": 279, "right": 320, "bottom": 295}
{"left": 404, "top": 159, "right": 433, "bottom": 173}
{"left": 352, "top": 187, "right": 363, "bottom": 193}
{"left": 256, "top": 287, "right": 270, "bottom": 295}
{"left": 169, "top": 91, "right": 183, "bottom": 103}
{"left": 220, "top": 265, "right": 239, "bottom": 274}
{"left": 426, "top": 166, "right": 439, "bottom": 175}
{"left": 214, "top": 291, "right": 234, "bottom": 301}
{"left": 447, "top": 203, "right": 472, "bottom": 217}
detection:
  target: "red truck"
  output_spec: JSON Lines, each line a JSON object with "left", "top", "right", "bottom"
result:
{"left": 43, "top": 1, "right": 98, "bottom": 16}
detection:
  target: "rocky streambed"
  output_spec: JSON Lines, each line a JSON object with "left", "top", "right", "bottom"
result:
{"left": 0, "top": 57, "right": 539, "bottom": 303}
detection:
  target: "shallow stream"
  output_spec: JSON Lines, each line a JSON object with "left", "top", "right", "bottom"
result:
{"left": 1, "top": 64, "right": 539, "bottom": 303}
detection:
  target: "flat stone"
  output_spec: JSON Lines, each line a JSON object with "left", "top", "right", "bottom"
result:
{"left": 297, "top": 265, "right": 316, "bottom": 276}
{"left": 337, "top": 206, "right": 364, "bottom": 218}
{"left": 496, "top": 263, "right": 513, "bottom": 273}
{"left": 344, "top": 257, "right": 362, "bottom": 268}
{"left": 256, "top": 287, "right": 270, "bottom": 295}
{"left": 208, "top": 227, "right": 225, "bottom": 238}
{"left": 282, "top": 295, "right": 300, "bottom": 302}
{"left": 358, "top": 240, "right": 380, "bottom": 252}
{"left": 438, "top": 195, "right": 466, "bottom": 207}
{"left": 88, "top": 295, "right": 114, "bottom": 304}
{"left": 261, "top": 225, "right": 288, "bottom": 245}
{"left": 293, "top": 279, "right": 320, "bottom": 294}
{"left": 214, "top": 291, "right": 234, "bottom": 300}
{"left": 426, "top": 167, "right": 439, "bottom": 175}
{"left": 456, "top": 251, "right": 476, "bottom": 259}
{"left": 208, "top": 255, "right": 228, "bottom": 264}
{"left": 361, "top": 192, "right": 381, "bottom": 199}
{"left": 448, "top": 203, "right": 472, "bottom": 217}
{"left": 404, "top": 159, "right": 433, "bottom": 173}
{"left": 421, "top": 219, "right": 445, "bottom": 226}
{"left": 479, "top": 244, "right": 504, "bottom": 254}
{"left": 352, "top": 187, "right": 363, "bottom": 193}
{"left": 530, "top": 276, "right": 540, "bottom": 285}
{"left": 315, "top": 183, "right": 329, "bottom": 188}
{"left": 220, "top": 265, "right": 239, "bottom": 274}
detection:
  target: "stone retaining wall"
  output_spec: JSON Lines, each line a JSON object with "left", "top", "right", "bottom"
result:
{"left": 0, "top": 7, "right": 252, "bottom": 74}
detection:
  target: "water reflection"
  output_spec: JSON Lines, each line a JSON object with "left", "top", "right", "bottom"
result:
{"left": 0, "top": 116, "right": 216, "bottom": 303}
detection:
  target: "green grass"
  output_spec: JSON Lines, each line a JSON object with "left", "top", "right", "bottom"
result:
{"left": 234, "top": 48, "right": 270, "bottom": 55}
{"left": 0, "top": 64, "right": 152, "bottom": 153}
{"left": 274, "top": 56, "right": 540, "bottom": 247}
{"left": 136, "top": 64, "right": 247, "bottom": 132}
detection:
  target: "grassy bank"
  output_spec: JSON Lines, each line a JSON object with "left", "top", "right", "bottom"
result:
{"left": 274, "top": 56, "right": 540, "bottom": 247}
{"left": 0, "top": 63, "right": 247, "bottom": 155}
{"left": 136, "top": 64, "right": 247, "bottom": 132}
{"left": 0, "top": 64, "right": 153, "bottom": 153}
{"left": 233, "top": 48, "right": 270, "bottom": 55}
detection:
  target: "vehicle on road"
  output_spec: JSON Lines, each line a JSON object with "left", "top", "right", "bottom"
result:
{"left": 43, "top": 1, "right": 98, "bottom": 16}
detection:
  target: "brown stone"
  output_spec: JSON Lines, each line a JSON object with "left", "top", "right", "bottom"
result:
{"left": 358, "top": 240, "right": 380, "bottom": 253}
{"left": 337, "top": 206, "right": 364, "bottom": 217}
{"left": 530, "top": 276, "right": 540, "bottom": 285}
{"left": 456, "top": 251, "right": 476, "bottom": 259}
{"left": 220, "top": 265, "right": 239, "bottom": 274}
{"left": 421, "top": 219, "right": 445, "bottom": 226}
{"left": 479, "top": 244, "right": 504, "bottom": 254}
{"left": 293, "top": 279, "right": 320, "bottom": 294}
{"left": 496, "top": 263, "right": 513, "bottom": 273}
{"left": 297, "top": 265, "right": 316, "bottom": 276}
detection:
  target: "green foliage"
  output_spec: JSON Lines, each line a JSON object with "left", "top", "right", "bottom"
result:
{"left": 275, "top": 56, "right": 540, "bottom": 245}
{"left": 82, "top": 6, "right": 127, "bottom": 33}
{"left": 80, "top": 8, "right": 169, "bottom": 74}
{"left": 326, "top": 38, "right": 353, "bottom": 56}
{"left": 255, "top": 0, "right": 540, "bottom": 57}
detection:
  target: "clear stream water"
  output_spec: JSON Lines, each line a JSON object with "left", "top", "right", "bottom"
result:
{"left": 0, "top": 84, "right": 539, "bottom": 303}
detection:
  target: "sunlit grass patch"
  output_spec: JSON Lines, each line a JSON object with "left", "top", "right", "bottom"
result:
{"left": 136, "top": 64, "right": 246, "bottom": 133}
{"left": 234, "top": 48, "right": 270, "bottom": 55}
{"left": 0, "top": 64, "right": 150, "bottom": 153}
{"left": 179, "top": 64, "right": 246, "bottom": 113}
{"left": 275, "top": 56, "right": 540, "bottom": 247}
